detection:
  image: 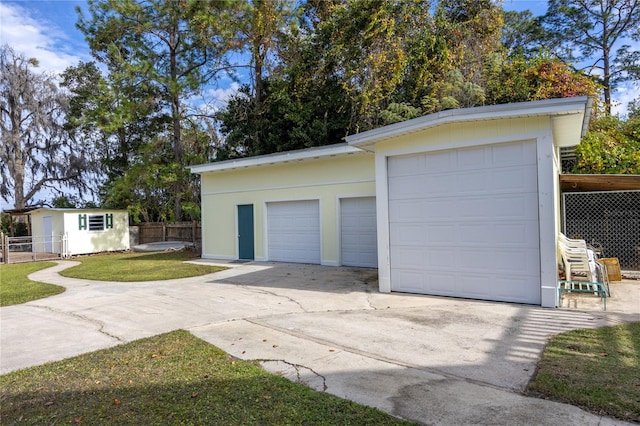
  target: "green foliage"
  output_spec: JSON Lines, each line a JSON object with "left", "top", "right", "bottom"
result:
{"left": 77, "top": 0, "right": 235, "bottom": 221}
{"left": 0, "top": 212, "right": 11, "bottom": 235}
{"left": 51, "top": 195, "right": 79, "bottom": 208}
{"left": 0, "top": 262, "right": 63, "bottom": 306}
{"left": 422, "top": 69, "right": 486, "bottom": 113}
{"left": 59, "top": 251, "right": 224, "bottom": 281}
{"left": 0, "top": 330, "right": 413, "bottom": 425}
{"left": 378, "top": 103, "right": 421, "bottom": 125}
{"left": 574, "top": 114, "right": 640, "bottom": 174}
{"left": 527, "top": 323, "right": 640, "bottom": 422}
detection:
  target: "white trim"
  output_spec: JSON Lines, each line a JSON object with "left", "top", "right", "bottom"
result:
{"left": 347, "top": 97, "right": 590, "bottom": 147}
{"left": 376, "top": 153, "right": 391, "bottom": 292}
{"left": 190, "top": 144, "right": 365, "bottom": 174}
{"left": 537, "top": 130, "right": 559, "bottom": 308}
{"left": 201, "top": 177, "right": 375, "bottom": 197}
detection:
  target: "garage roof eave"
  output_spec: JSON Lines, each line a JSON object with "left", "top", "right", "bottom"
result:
{"left": 189, "top": 143, "right": 366, "bottom": 174}
{"left": 346, "top": 96, "right": 591, "bottom": 147}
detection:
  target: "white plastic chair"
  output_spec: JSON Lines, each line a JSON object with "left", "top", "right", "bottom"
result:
{"left": 557, "top": 233, "right": 609, "bottom": 309}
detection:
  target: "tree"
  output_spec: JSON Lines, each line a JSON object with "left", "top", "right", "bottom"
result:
{"left": 541, "top": 0, "right": 640, "bottom": 113}
{"left": 0, "top": 45, "right": 95, "bottom": 210}
{"left": 574, "top": 114, "right": 640, "bottom": 174}
{"left": 78, "top": 0, "right": 233, "bottom": 220}
{"left": 61, "top": 61, "right": 165, "bottom": 182}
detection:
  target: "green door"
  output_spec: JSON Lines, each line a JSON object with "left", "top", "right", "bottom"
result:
{"left": 238, "top": 204, "right": 254, "bottom": 260}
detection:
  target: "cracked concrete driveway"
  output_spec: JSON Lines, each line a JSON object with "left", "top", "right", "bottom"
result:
{"left": 1, "top": 260, "right": 637, "bottom": 425}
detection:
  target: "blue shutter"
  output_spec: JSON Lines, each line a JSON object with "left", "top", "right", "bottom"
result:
{"left": 79, "top": 214, "right": 87, "bottom": 230}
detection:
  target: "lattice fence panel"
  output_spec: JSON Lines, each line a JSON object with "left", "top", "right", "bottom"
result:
{"left": 563, "top": 191, "right": 640, "bottom": 270}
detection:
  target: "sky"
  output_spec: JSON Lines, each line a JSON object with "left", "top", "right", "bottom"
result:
{"left": 1, "top": 0, "right": 638, "bottom": 112}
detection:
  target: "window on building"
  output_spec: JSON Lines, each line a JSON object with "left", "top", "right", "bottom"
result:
{"left": 88, "top": 215, "right": 105, "bottom": 231}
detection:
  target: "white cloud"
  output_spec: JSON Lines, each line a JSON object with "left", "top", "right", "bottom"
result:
{"left": 0, "top": 2, "right": 88, "bottom": 75}
{"left": 612, "top": 83, "right": 640, "bottom": 117}
{"left": 187, "top": 82, "right": 242, "bottom": 117}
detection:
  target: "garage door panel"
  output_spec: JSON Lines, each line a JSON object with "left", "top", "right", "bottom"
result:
{"left": 340, "top": 197, "right": 377, "bottom": 268}
{"left": 388, "top": 140, "right": 541, "bottom": 304}
{"left": 491, "top": 141, "right": 536, "bottom": 165}
{"left": 425, "top": 150, "right": 456, "bottom": 171}
{"left": 268, "top": 200, "right": 320, "bottom": 264}
{"left": 390, "top": 246, "right": 426, "bottom": 268}
{"left": 390, "top": 224, "right": 425, "bottom": 245}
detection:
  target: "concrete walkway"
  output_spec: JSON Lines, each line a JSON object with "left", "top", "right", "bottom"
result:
{"left": 1, "top": 261, "right": 638, "bottom": 425}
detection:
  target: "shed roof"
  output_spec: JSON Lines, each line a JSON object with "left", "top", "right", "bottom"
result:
{"left": 189, "top": 143, "right": 367, "bottom": 174}
{"left": 29, "top": 208, "right": 128, "bottom": 215}
{"left": 346, "top": 97, "right": 592, "bottom": 148}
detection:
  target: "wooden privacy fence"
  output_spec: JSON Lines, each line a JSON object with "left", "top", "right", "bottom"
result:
{"left": 132, "top": 221, "right": 202, "bottom": 247}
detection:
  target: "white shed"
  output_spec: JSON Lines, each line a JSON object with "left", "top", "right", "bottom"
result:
{"left": 30, "top": 208, "right": 130, "bottom": 256}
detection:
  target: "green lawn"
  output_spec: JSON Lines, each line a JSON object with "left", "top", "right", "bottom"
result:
{"left": 527, "top": 322, "right": 640, "bottom": 422}
{"left": 59, "top": 251, "right": 226, "bottom": 281}
{"left": 0, "top": 262, "right": 64, "bottom": 306}
{"left": 0, "top": 330, "right": 413, "bottom": 425}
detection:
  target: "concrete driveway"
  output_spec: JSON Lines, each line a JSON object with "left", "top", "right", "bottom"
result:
{"left": 1, "top": 260, "right": 638, "bottom": 425}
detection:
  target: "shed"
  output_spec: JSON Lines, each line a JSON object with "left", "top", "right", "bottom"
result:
{"left": 29, "top": 208, "right": 130, "bottom": 256}
{"left": 191, "top": 97, "right": 592, "bottom": 308}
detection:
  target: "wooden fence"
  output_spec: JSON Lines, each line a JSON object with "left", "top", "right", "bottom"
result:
{"left": 131, "top": 221, "right": 201, "bottom": 247}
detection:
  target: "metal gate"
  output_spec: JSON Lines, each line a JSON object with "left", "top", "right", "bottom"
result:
{"left": 1, "top": 234, "right": 67, "bottom": 264}
{"left": 562, "top": 191, "right": 640, "bottom": 271}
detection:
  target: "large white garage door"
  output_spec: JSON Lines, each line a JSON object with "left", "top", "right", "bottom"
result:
{"left": 388, "top": 141, "right": 541, "bottom": 304}
{"left": 267, "top": 200, "right": 321, "bottom": 264}
{"left": 341, "top": 197, "right": 377, "bottom": 267}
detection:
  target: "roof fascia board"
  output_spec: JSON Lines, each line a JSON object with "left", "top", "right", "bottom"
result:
{"left": 190, "top": 144, "right": 365, "bottom": 174}
{"left": 346, "top": 97, "right": 590, "bottom": 147}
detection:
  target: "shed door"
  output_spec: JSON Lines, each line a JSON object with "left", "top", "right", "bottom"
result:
{"left": 43, "top": 216, "right": 53, "bottom": 252}
{"left": 341, "top": 197, "right": 377, "bottom": 267}
{"left": 267, "top": 200, "right": 321, "bottom": 264}
{"left": 387, "top": 141, "right": 541, "bottom": 304}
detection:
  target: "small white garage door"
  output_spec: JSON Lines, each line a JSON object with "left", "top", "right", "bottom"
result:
{"left": 267, "top": 200, "right": 321, "bottom": 264}
{"left": 341, "top": 197, "right": 377, "bottom": 267}
{"left": 388, "top": 140, "right": 541, "bottom": 304}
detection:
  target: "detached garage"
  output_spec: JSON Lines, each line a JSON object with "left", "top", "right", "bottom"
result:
{"left": 192, "top": 97, "right": 592, "bottom": 308}
{"left": 191, "top": 144, "right": 376, "bottom": 267}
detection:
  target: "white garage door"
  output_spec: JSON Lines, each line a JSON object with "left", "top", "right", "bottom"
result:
{"left": 267, "top": 200, "right": 321, "bottom": 264}
{"left": 341, "top": 197, "right": 377, "bottom": 267}
{"left": 388, "top": 141, "right": 541, "bottom": 304}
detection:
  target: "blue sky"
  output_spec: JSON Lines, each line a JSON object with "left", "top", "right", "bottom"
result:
{"left": 0, "top": 0, "right": 637, "bottom": 114}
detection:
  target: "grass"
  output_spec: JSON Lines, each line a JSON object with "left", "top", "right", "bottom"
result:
{"left": 59, "top": 251, "right": 226, "bottom": 281}
{"left": 527, "top": 322, "right": 640, "bottom": 422}
{"left": 0, "top": 262, "right": 64, "bottom": 307}
{"left": 0, "top": 330, "right": 413, "bottom": 425}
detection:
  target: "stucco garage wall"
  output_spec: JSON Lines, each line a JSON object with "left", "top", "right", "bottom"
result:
{"left": 199, "top": 152, "right": 375, "bottom": 265}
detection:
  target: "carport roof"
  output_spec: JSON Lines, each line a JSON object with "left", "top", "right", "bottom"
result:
{"left": 560, "top": 174, "right": 640, "bottom": 192}
{"left": 346, "top": 97, "right": 592, "bottom": 148}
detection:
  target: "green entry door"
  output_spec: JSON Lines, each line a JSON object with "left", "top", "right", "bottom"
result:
{"left": 238, "top": 204, "right": 254, "bottom": 260}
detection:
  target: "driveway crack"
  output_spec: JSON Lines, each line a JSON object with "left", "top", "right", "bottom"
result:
{"left": 30, "top": 305, "right": 124, "bottom": 343}
{"left": 239, "top": 285, "right": 308, "bottom": 312}
{"left": 258, "top": 359, "right": 327, "bottom": 392}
